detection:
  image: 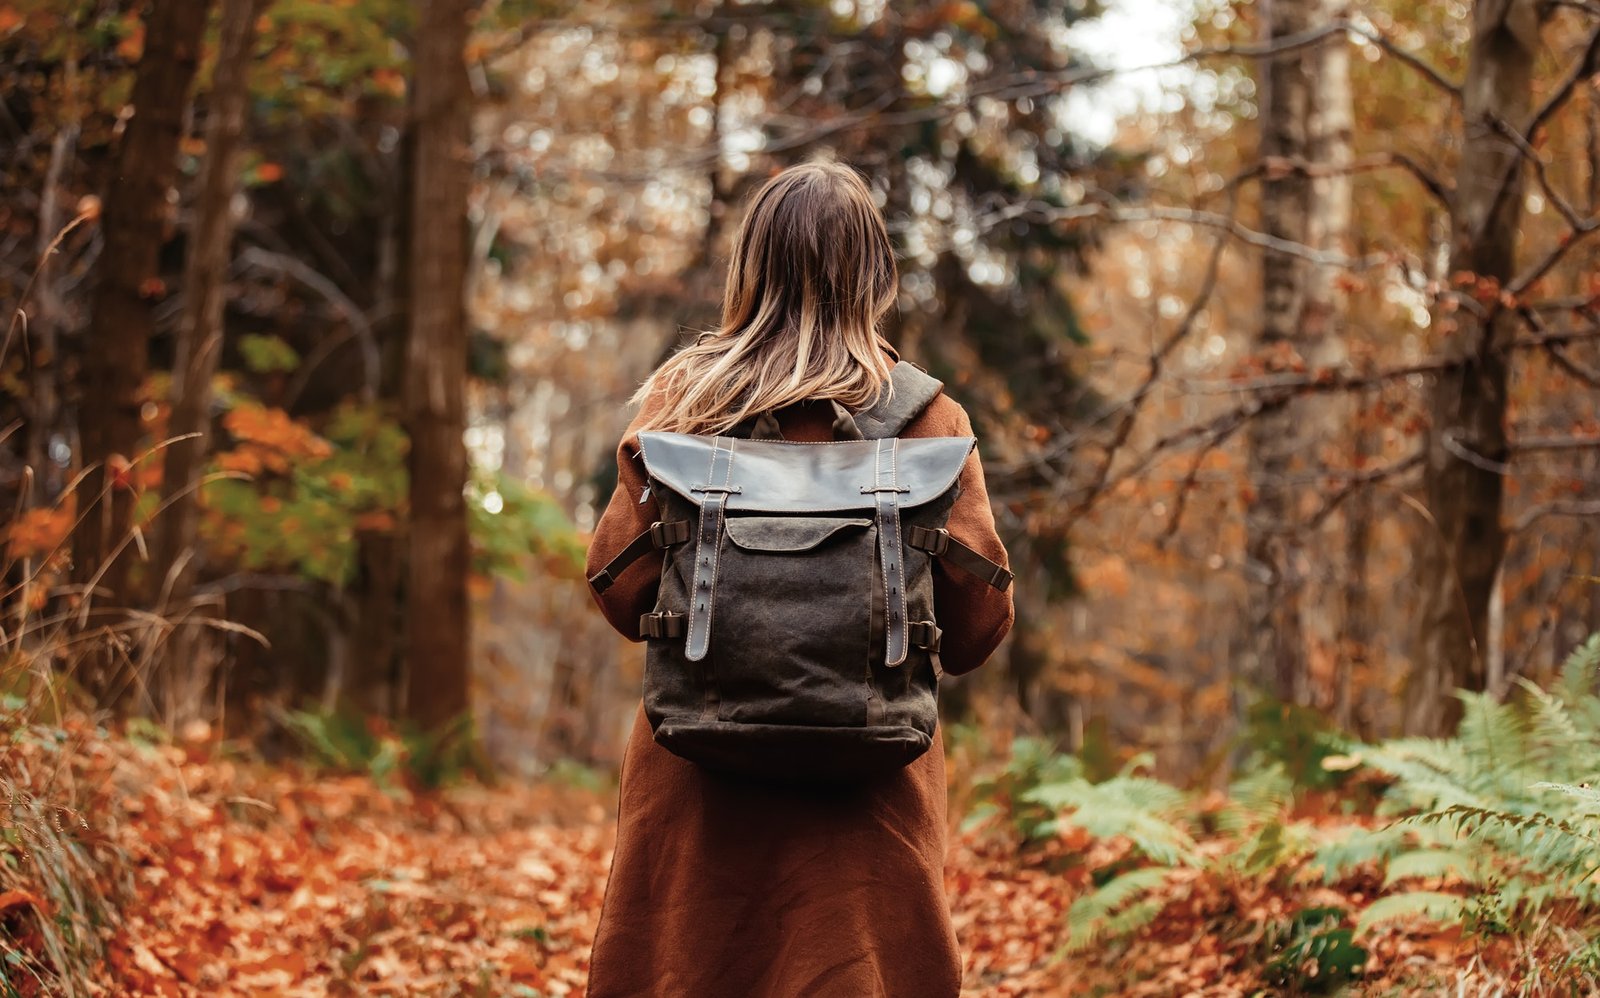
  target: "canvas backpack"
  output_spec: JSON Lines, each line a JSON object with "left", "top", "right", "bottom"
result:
{"left": 589, "top": 362, "right": 1012, "bottom": 783}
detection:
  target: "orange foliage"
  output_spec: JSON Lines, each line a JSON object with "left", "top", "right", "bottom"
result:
{"left": 4, "top": 504, "right": 74, "bottom": 562}
{"left": 218, "top": 402, "right": 334, "bottom": 476}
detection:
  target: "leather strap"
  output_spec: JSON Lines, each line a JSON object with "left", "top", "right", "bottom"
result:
{"left": 829, "top": 399, "right": 865, "bottom": 440}
{"left": 588, "top": 519, "right": 691, "bottom": 594}
{"left": 749, "top": 411, "right": 784, "bottom": 440}
{"left": 639, "top": 611, "right": 685, "bottom": 639}
{"left": 907, "top": 525, "right": 1014, "bottom": 592}
{"left": 868, "top": 438, "right": 910, "bottom": 667}
{"left": 685, "top": 439, "right": 737, "bottom": 662}
{"left": 852, "top": 362, "right": 944, "bottom": 439}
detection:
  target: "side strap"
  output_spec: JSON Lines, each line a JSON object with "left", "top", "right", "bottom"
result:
{"left": 906, "top": 526, "right": 1014, "bottom": 592}
{"left": 587, "top": 519, "right": 691, "bottom": 594}
{"left": 909, "top": 619, "right": 944, "bottom": 678}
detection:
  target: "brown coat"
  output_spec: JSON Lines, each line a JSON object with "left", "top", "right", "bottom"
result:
{"left": 584, "top": 376, "right": 1014, "bottom": 998}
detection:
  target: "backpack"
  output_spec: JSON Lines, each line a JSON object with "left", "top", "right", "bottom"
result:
{"left": 589, "top": 362, "right": 1012, "bottom": 783}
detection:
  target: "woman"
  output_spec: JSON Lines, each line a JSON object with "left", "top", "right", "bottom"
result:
{"left": 584, "top": 161, "right": 1014, "bottom": 997}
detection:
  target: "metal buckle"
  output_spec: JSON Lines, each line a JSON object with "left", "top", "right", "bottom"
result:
{"left": 920, "top": 527, "right": 951, "bottom": 556}
{"left": 651, "top": 520, "right": 691, "bottom": 547}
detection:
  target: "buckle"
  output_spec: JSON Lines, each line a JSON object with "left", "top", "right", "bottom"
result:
{"left": 639, "top": 611, "right": 685, "bottom": 639}
{"left": 909, "top": 620, "right": 942, "bottom": 652}
{"left": 914, "top": 527, "right": 951, "bottom": 556}
{"left": 650, "top": 520, "right": 689, "bottom": 547}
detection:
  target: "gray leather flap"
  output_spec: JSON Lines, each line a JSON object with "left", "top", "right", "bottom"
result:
{"left": 724, "top": 515, "right": 872, "bottom": 553}
{"left": 638, "top": 432, "right": 974, "bottom": 513}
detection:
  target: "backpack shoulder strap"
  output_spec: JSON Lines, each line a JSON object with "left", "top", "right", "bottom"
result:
{"left": 852, "top": 361, "right": 944, "bottom": 440}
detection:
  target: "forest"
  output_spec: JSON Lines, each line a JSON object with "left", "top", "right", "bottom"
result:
{"left": 3, "top": 0, "right": 1600, "bottom": 993}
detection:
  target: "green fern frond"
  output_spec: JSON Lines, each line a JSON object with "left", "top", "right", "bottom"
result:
{"left": 1217, "top": 764, "right": 1295, "bottom": 835}
{"left": 1354, "top": 891, "right": 1464, "bottom": 934}
{"left": 1232, "top": 818, "right": 1319, "bottom": 876}
{"left": 1381, "top": 847, "right": 1479, "bottom": 888}
{"left": 1023, "top": 778, "right": 1200, "bottom": 867}
{"left": 1065, "top": 867, "right": 1172, "bottom": 951}
{"left": 1531, "top": 781, "right": 1600, "bottom": 812}
{"left": 1313, "top": 824, "right": 1410, "bottom": 883}
{"left": 1556, "top": 633, "right": 1600, "bottom": 705}
{"left": 1453, "top": 691, "right": 1530, "bottom": 789}
{"left": 1516, "top": 678, "right": 1600, "bottom": 777}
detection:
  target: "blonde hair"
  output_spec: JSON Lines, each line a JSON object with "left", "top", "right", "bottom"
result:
{"left": 633, "top": 161, "right": 899, "bottom": 436}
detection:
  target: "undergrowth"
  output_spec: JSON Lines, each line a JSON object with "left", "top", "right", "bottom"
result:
{"left": 964, "top": 633, "right": 1600, "bottom": 993}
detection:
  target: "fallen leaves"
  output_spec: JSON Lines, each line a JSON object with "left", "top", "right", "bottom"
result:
{"left": 4, "top": 727, "right": 1586, "bottom": 996}
{"left": 101, "top": 762, "right": 608, "bottom": 998}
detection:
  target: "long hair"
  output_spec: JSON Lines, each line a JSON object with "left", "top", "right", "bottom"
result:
{"left": 633, "top": 161, "right": 899, "bottom": 436}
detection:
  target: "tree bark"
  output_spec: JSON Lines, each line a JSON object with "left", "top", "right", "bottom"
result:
{"left": 72, "top": 0, "right": 213, "bottom": 709}
{"left": 154, "top": 0, "right": 268, "bottom": 695}
{"left": 27, "top": 117, "right": 78, "bottom": 507}
{"left": 1245, "top": 0, "right": 1318, "bottom": 705}
{"left": 1405, "top": 0, "right": 1542, "bottom": 735}
{"left": 342, "top": 122, "right": 413, "bottom": 717}
{"left": 402, "top": 0, "right": 473, "bottom": 734}
{"left": 1309, "top": 0, "right": 1355, "bottom": 717}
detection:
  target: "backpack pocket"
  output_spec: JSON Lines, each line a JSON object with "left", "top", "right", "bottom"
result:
{"left": 714, "top": 515, "right": 876, "bottom": 726}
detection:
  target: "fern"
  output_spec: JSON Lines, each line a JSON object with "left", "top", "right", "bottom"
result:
{"left": 1355, "top": 891, "right": 1464, "bottom": 934}
{"left": 1065, "top": 867, "right": 1172, "bottom": 952}
{"left": 1023, "top": 776, "right": 1200, "bottom": 867}
{"left": 1335, "top": 636, "right": 1600, "bottom": 945}
{"left": 1381, "top": 847, "right": 1480, "bottom": 888}
{"left": 1216, "top": 764, "right": 1295, "bottom": 836}
{"left": 1556, "top": 632, "right": 1600, "bottom": 705}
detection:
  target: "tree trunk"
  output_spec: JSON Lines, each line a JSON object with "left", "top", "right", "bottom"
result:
{"left": 27, "top": 119, "right": 78, "bottom": 507}
{"left": 153, "top": 0, "right": 267, "bottom": 702}
{"left": 402, "top": 0, "right": 473, "bottom": 734}
{"left": 1245, "top": 0, "right": 1318, "bottom": 705}
{"left": 1405, "top": 0, "right": 1542, "bottom": 735}
{"left": 72, "top": 0, "right": 212, "bottom": 710}
{"left": 1309, "top": 1, "right": 1355, "bottom": 717}
{"left": 343, "top": 124, "right": 412, "bottom": 717}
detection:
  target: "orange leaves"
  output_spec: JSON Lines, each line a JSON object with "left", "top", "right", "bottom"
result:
{"left": 115, "top": 13, "right": 144, "bottom": 62}
{"left": 370, "top": 68, "right": 406, "bottom": 99}
{"left": 4, "top": 505, "right": 73, "bottom": 561}
{"left": 218, "top": 402, "right": 334, "bottom": 476}
{"left": 88, "top": 738, "right": 611, "bottom": 997}
{"left": 354, "top": 510, "right": 397, "bottom": 533}
{"left": 1451, "top": 269, "right": 1519, "bottom": 310}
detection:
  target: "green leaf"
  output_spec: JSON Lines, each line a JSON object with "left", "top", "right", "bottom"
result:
{"left": 1382, "top": 848, "right": 1478, "bottom": 888}
{"left": 1354, "top": 891, "right": 1464, "bottom": 934}
{"left": 1065, "top": 867, "right": 1172, "bottom": 951}
{"left": 238, "top": 333, "right": 301, "bottom": 374}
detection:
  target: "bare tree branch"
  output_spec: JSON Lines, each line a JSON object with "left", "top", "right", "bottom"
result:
{"left": 236, "top": 246, "right": 380, "bottom": 405}
{"left": 1514, "top": 499, "right": 1600, "bottom": 531}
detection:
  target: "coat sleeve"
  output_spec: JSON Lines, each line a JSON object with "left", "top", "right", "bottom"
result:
{"left": 585, "top": 396, "right": 666, "bottom": 641}
{"left": 914, "top": 398, "right": 1015, "bottom": 676}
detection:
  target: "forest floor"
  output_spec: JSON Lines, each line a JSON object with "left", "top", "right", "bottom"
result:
{"left": 5, "top": 726, "right": 1555, "bottom": 997}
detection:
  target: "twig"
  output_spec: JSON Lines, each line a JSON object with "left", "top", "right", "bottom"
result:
{"left": 236, "top": 246, "right": 380, "bottom": 404}
{"left": 1514, "top": 499, "right": 1600, "bottom": 532}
